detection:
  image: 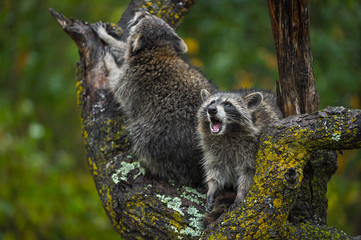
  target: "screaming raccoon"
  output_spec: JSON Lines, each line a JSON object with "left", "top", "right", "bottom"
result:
{"left": 198, "top": 89, "right": 283, "bottom": 211}
{"left": 92, "top": 11, "right": 216, "bottom": 186}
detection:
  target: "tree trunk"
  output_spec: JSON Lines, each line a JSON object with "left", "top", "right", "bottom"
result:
{"left": 267, "top": 0, "right": 319, "bottom": 117}
{"left": 50, "top": 0, "right": 361, "bottom": 239}
{"left": 267, "top": 0, "right": 338, "bottom": 229}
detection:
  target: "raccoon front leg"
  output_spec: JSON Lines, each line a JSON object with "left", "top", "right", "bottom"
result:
{"left": 206, "top": 179, "right": 218, "bottom": 212}
{"left": 230, "top": 170, "right": 254, "bottom": 210}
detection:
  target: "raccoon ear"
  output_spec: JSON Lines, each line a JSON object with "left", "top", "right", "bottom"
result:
{"left": 201, "top": 89, "right": 211, "bottom": 103}
{"left": 243, "top": 92, "right": 263, "bottom": 110}
{"left": 173, "top": 36, "right": 188, "bottom": 53}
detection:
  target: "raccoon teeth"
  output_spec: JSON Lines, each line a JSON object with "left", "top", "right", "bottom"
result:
{"left": 210, "top": 119, "right": 222, "bottom": 134}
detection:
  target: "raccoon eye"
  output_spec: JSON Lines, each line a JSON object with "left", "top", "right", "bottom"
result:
{"left": 210, "top": 100, "right": 215, "bottom": 105}
{"left": 224, "top": 102, "right": 233, "bottom": 108}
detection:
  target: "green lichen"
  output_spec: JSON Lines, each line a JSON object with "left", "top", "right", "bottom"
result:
{"left": 179, "top": 186, "right": 206, "bottom": 206}
{"left": 112, "top": 161, "right": 145, "bottom": 184}
{"left": 155, "top": 193, "right": 205, "bottom": 238}
{"left": 179, "top": 206, "right": 204, "bottom": 237}
{"left": 156, "top": 194, "right": 184, "bottom": 216}
{"left": 170, "top": 225, "right": 180, "bottom": 234}
{"left": 332, "top": 132, "right": 341, "bottom": 141}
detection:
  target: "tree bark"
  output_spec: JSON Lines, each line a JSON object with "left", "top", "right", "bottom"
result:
{"left": 50, "top": 0, "right": 361, "bottom": 239}
{"left": 267, "top": 0, "right": 338, "bottom": 229}
{"left": 267, "top": 0, "right": 319, "bottom": 117}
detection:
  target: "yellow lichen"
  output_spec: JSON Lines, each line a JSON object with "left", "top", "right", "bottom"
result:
{"left": 75, "top": 80, "right": 83, "bottom": 106}
{"left": 273, "top": 198, "right": 282, "bottom": 209}
{"left": 83, "top": 130, "right": 88, "bottom": 139}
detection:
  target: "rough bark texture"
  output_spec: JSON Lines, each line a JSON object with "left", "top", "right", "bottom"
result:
{"left": 50, "top": 0, "right": 361, "bottom": 239}
{"left": 267, "top": 0, "right": 319, "bottom": 116}
{"left": 267, "top": 0, "right": 337, "bottom": 230}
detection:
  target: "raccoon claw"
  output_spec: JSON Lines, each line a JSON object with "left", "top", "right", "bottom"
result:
{"left": 206, "top": 201, "right": 214, "bottom": 212}
{"left": 92, "top": 21, "right": 105, "bottom": 30}
{"left": 228, "top": 202, "right": 239, "bottom": 211}
{"left": 205, "top": 196, "right": 215, "bottom": 212}
{"left": 91, "top": 21, "right": 107, "bottom": 35}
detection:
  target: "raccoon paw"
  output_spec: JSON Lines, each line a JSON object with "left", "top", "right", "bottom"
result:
{"left": 205, "top": 195, "right": 215, "bottom": 212}
{"left": 228, "top": 202, "right": 239, "bottom": 211}
{"left": 92, "top": 21, "right": 107, "bottom": 37}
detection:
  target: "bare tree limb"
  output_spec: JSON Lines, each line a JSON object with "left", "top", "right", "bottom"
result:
{"left": 267, "top": 0, "right": 319, "bottom": 116}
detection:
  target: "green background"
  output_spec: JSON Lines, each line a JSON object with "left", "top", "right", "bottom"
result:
{"left": 1, "top": 0, "right": 360, "bottom": 238}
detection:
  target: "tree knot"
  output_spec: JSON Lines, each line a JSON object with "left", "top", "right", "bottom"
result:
{"left": 284, "top": 167, "right": 299, "bottom": 188}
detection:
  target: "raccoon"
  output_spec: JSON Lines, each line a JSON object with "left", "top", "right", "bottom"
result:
{"left": 198, "top": 89, "right": 283, "bottom": 211}
{"left": 92, "top": 11, "right": 216, "bottom": 186}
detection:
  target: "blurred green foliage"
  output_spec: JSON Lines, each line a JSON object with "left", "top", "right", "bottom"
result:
{"left": 0, "top": 0, "right": 128, "bottom": 239}
{"left": 0, "top": 0, "right": 360, "bottom": 238}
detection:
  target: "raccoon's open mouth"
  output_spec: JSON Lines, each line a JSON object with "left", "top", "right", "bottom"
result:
{"left": 210, "top": 118, "right": 223, "bottom": 134}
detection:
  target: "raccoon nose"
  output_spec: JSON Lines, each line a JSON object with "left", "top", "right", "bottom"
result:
{"left": 208, "top": 106, "right": 218, "bottom": 115}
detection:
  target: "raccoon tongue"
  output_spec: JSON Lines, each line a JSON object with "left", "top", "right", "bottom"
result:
{"left": 211, "top": 121, "right": 222, "bottom": 133}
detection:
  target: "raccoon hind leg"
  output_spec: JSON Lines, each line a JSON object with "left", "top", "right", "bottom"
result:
{"left": 103, "top": 48, "right": 124, "bottom": 94}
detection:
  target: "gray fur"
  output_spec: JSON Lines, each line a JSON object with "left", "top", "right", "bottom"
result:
{"left": 92, "top": 22, "right": 127, "bottom": 66}
{"left": 197, "top": 89, "right": 283, "bottom": 211}
{"left": 93, "top": 11, "right": 216, "bottom": 186}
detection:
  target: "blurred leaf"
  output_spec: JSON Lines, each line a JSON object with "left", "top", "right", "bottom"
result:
{"left": 184, "top": 37, "right": 200, "bottom": 54}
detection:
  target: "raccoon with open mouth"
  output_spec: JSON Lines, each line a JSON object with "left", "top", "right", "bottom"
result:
{"left": 197, "top": 89, "right": 283, "bottom": 212}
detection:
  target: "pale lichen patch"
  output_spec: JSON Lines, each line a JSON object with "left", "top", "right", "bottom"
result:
{"left": 179, "top": 186, "right": 206, "bottom": 206}
{"left": 156, "top": 194, "right": 184, "bottom": 216}
{"left": 332, "top": 132, "right": 341, "bottom": 141}
{"left": 180, "top": 206, "right": 204, "bottom": 237}
{"left": 112, "top": 161, "right": 145, "bottom": 184}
